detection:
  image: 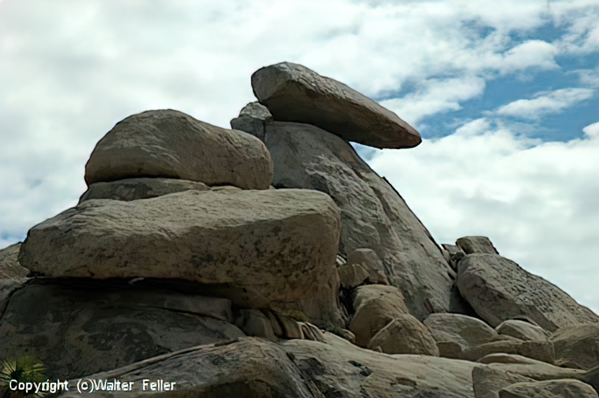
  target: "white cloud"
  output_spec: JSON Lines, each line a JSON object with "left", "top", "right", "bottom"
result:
{"left": 495, "top": 88, "right": 595, "bottom": 119}
{"left": 381, "top": 77, "right": 486, "bottom": 125}
{"left": 499, "top": 40, "right": 559, "bottom": 73}
{"left": 369, "top": 120, "right": 599, "bottom": 312}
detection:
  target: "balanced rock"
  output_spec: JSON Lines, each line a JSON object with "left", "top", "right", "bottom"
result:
{"left": 349, "top": 285, "right": 409, "bottom": 347}
{"left": 0, "top": 280, "right": 245, "bottom": 379}
{"left": 457, "top": 253, "right": 599, "bottom": 331}
{"left": 265, "top": 121, "right": 466, "bottom": 320}
{"left": 456, "top": 236, "right": 499, "bottom": 255}
{"left": 19, "top": 189, "right": 343, "bottom": 327}
{"left": 85, "top": 109, "right": 274, "bottom": 189}
{"left": 252, "top": 62, "right": 421, "bottom": 149}
{"left": 230, "top": 101, "right": 272, "bottom": 141}
{"left": 79, "top": 177, "right": 209, "bottom": 203}
{"left": 346, "top": 248, "right": 389, "bottom": 285}
{"left": 367, "top": 314, "right": 439, "bottom": 356}
{"left": 551, "top": 324, "right": 599, "bottom": 370}
{"left": 499, "top": 379, "right": 598, "bottom": 398}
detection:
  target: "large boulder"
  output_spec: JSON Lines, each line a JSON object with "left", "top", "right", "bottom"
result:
{"left": 85, "top": 109, "right": 274, "bottom": 190}
{"left": 499, "top": 379, "right": 598, "bottom": 398}
{"left": 79, "top": 177, "right": 209, "bottom": 203}
{"left": 456, "top": 236, "right": 499, "bottom": 255}
{"left": 0, "top": 279, "right": 245, "bottom": 379}
{"left": 349, "top": 285, "right": 409, "bottom": 347}
{"left": 59, "top": 333, "right": 479, "bottom": 398}
{"left": 423, "top": 313, "right": 498, "bottom": 356}
{"left": 265, "top": 121, "right": 467, "bottom": 320}
{"left": 252, "top": 62, "right": 421, "bottom": 149}
{"left": 0, "top": 242, "right": 30, "bottom": 316}
{"left": 19, "top": 189, "right": 343, "bottom": 327}
{"left": 496, "top": 319, "right": 550, "bottom": 342}
{"left": 551, "top": 325, "right": 599, "bottom": 370}
{"left": 367, "top": 314, "right": 439, "bottom": 356}
{"left": 457, "top": 253, "right": 599, "bottom": 331}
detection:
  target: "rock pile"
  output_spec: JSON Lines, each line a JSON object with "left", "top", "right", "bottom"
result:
{"left": 1, "top": 62, "right": 598, "bottom": 397}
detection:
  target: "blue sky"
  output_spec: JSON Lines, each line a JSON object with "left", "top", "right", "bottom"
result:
{"left": 1, "top": 0, "right": 598, "bottom": 311}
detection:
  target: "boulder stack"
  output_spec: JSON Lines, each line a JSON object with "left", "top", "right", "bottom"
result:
{"left": 1, "top": 62, "right": 597, "bottom": 396}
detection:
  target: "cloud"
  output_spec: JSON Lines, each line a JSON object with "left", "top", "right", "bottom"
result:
{"left": 380, "top": 76, "right": 486, "bottom": 125}
{"left": 494, "top": 88, "right": 595, "bottom": 119}
{"left": 499, "top": 40, "right": 559, "bottom": 73}
{"left": 370, "top": 119, "right": 599, "bottom": 312}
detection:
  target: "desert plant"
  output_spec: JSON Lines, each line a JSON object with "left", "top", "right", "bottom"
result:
{"left": 0, "top": 356, "right": 46, "bottom": 398}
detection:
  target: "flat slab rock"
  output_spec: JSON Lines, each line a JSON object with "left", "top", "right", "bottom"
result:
{"left": 252, "top": 62, "right": 421, "bottom": 149}
{"left": 0, "top": 279, "right": 245, "bottom": 380}
{"left": 19, "top": 189, "right": 343, "bottom": 327}
{"left": 265, "top": 121, "right": 466, "bottom": 319}
{"left": 85, "top": 109, "right": 274, "bottom": 189}
{"left": 457, "top": 253, "right": 599, "bottom": 332}
{"left": 58, "top": 333, "right": 478, "bottom": 398}
{"left": 79, "top": 177, "right": 210, "bottom": 203}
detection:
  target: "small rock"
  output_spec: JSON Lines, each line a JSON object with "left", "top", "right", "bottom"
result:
{"left": 456, "top": 236, "right": 499, "bottom": 255}
{"left": 367, "top": 314, "right": 439, "bottom": 356}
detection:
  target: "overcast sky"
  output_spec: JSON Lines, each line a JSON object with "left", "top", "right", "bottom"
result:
{"left": 1, "top": 0, "right": 598, "bottom": 312}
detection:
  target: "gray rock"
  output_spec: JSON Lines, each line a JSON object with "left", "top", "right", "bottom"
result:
{"left": 19, "top": 189, "right": 344, "bottom": 327}
{"left": 298, "top": 322, "right": 325, "bottom": 342}
{"left": 79, "top": 177, "right": 209, "bottom": 203}
{"left": 0, "top": 280, "right": 246, "bottom": 379}
{"left": 230, "top": 101, "right": 273, "bottom": 141}
{"left": 424, "top": 313, "right": 498, "bottom": 355}
{"left": 496, "top": 319, "right": 550, "bottom": 342}
{"left": 237, "top": 309, "right": 277, "bottom": 342}
{"left": 472, "top": 361, "right": 595, "bottom": 398}
{"left": 265, "top": 121, "right": 466, "bottom": 320}
{"left": 456, "top": 236, "right": 499, "bottom": 255}
{"left": 85, "top": 109, "right": 274, "bottom": 190}
{"left": 337, "top": 263, "right": 369, "bottom": 289}
{"left": 58, "top": 333, "right": 479, "bottom": 398}
{"left": 350, "top": 285, "right": 409, "bottom": 347}
{"left": 499, "top": 379, "right": 598, "bottom": 398}
{"left": 463, "top": 339, "right": 555, "bottom": 364}
{"left": 346, "top": 248, "right": 389, "bottom": 285}
{"left": 551, "top": 325, "right": 599, "bottom": 370}
{"left": 252, "top": 62, "right": 421, "bottom": 149}
{"left": 457, "top": 253, "right": 599, "bottom": 331}
{"left": 367, "top": 314, "right": 439, "bottom": 356}
{"left": 442, "top": 243, "right": 466, "bottom": 270}
{"left": 478, "top": 353, "right": 554, "bottom": 365}
{"left": 0, "top": 242, "right": 30, "bottom": 316}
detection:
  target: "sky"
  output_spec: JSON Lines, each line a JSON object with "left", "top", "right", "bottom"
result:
{"left": 1, "top": 1, "right": 598, "bottom": 312}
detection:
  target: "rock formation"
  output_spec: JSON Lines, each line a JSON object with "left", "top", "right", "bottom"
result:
{"left": 1, "top": 62, "right": 598, "bottom": 397}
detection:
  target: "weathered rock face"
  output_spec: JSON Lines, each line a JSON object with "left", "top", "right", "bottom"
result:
{"left": 349, "top": 285, "right": 409, "bottom": 347}
{"left": 346, "top": 248, "right": 389, "bottom": 285}
{"left": 265, "top": 121, "right": 466, "bottom": 320}
{"left": 0, "top": 242, "right": 29, "bottom": 316}
{"left": 498, "top": 379, "right": 598, "bottom": 398}
{"left": 252, "top": 62, "right": 421, "bottom": 149}
{"left": 457, "top": 253, "right": 599, "bottom": 331}
{"left": 85, "top": 109, "right": 274, "bottom": 190}
{"left": 0, "top": 280, "right": 246, "bottom": 379}
{"left": 230, "top": 101, "right": 273, "bottom": 141}
{"left": 496, "top": 319, "right": 550, "bottom": 342}
{"left": 367, "top": 314, "right": 439, "bottom": 356}
{"left": 79, "top": 177, "right": 209, "bottom": 203}
{"left": 59, "top": 334, "right": 479, "bottom": 398}
{"left": 456, "top": 236, "right": 499, "bottom": 255}
{"left": 19, "top": 189, "right": 343, "bottom": 327}
{"left": 551, "top": 325, "right": 599, "bottom": 370}
{"left": 423, "top": 313, "right": 498, "bottom": 354}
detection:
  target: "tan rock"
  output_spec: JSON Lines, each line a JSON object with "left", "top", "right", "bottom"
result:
{"left": 346, "top": 248, "right": 389, "bottom": 285}
{"left": 252, "top": 62, "right": 421, "bottom": 149}
{"left": 350, "top": 285, "right": 409, "bottom": 347}
{"left": 457, "top": 253, "right": 599, "bottom": 331}
{"left": 456, "top": 236, "right": 499, "bottom": 255}
{"left": 496, "top": 319, "right": 550, "bottom": 342}
{"left": 337, "top": 263, "right": 369, "bottom": 289}
{"left": 423, "top": 313, "right": 498, "bottom": 356}
{"left": 79, "top": 177, "right": 209, "bottom": 203}
{"left": 19, "top": 189, "right": 343, "bottom": 327}
{"left": 499, "top": 379, "right": 598, "bottom": 398}
{"left": 463, "top": 339, "right": 555, "bottom": 364}
{"left": 85, "top": 109, "right": 274, "bottom": 189}
{"left": 551, "top": 324, "right": 599, "bottom": 370}
{"left": 367, "top": 314, "right": 439, "bottom": 356}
